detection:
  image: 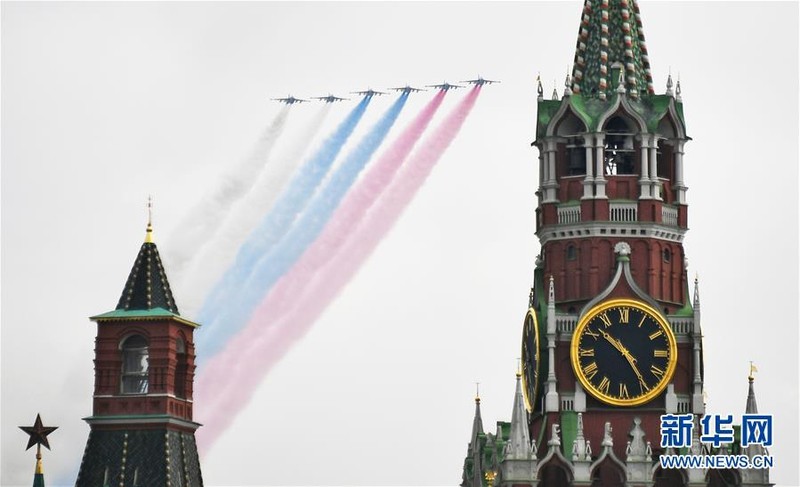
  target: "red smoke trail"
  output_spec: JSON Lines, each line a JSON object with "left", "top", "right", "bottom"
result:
{"left": 195, "top": 87, "right": 480, "bottom": 453}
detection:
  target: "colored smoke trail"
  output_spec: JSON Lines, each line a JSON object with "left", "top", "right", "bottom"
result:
{"left": 164, "top": 105, "right": 291, "bottom": 278}
{"left": 175, "top": 105, "right": 331, "bottom": 317}
{"left": 198, "top": 94, "right": 408, "bottom": 359}
{"left": 195, "top": 87, "right": 480, "bottom": 451}
{"left": 196, "top": 97, "right": 370, "bottom": 353}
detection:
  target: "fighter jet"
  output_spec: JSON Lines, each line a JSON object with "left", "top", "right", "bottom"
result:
{"left": 351, "top": 89, "right": 388, "bottom": 97}
{"left": 389, "top": 85, "right": 425, "bottom": 94}
{"left": 426, "top": 82, "right": 465, "bottom": 91}
{"left": 272, "top": 96, "right": 309, "bottom": 105}
{"left": 313, "top": 94, "right": 349, "bottom": 103}
{"left": 462, "top": 77, "right": 500, "bottom": 86}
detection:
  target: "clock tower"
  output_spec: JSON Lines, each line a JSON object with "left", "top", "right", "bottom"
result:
{"left": 75, "top": 217, "right": 204, "bottom": 487}
{"left": 460, "top": 1, "right": 771, "bottom": 486}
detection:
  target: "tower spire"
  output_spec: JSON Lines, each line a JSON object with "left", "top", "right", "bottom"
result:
{"left": 145, "top": 195, "right": 154, "bottom": 243}
{"left": 570, "top": 0, "right": 654, "bottom": 98}
{"left": 505, "top": 369, "right": 531, "bottom": 459}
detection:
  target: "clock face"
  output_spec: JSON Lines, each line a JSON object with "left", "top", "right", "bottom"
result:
{"left": 571, "top": 299, "right": 677, "bottom": 407}
{"left": 521, "top": 308, "right": 541, "bottom": 413}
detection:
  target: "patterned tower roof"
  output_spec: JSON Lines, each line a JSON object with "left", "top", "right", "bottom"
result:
{"left": 570, "top": 0, "right": 655, "bottom": 99}
{"left": 115, "top": 221, "right": 179, "bottom": 314}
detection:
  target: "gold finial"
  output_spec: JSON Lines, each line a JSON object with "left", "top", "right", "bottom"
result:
{"left": 485, "top": 470, "right": 497, "bottom": 483}
{"left": 475, "top": 382, "right": 481, "bottom": 402}
{"left": 749, "top": 361, "right": 758, "bottom": 381}
{"left": 516, "top": 358, "right": 522, "bottom": 378}
{"left": 35, "top": 450, "right": 43, "bottom": 474}
{"left": 145, "top": 196, "right": 154, "bottom": 243}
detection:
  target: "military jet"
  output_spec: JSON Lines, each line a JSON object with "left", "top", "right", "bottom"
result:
{"left": 272, "top": 96, "right": 309, "bottom": 105}
{"left": 351, "top": 89, "right": 388, "bottom": 97}
{"left": 313, "top": 94, "right": 349, "bottom": 103}
{"left": 462, "top": 77, "right": 500, "bottom": 86}
{"left": 426, "top": 82, "right": 465, "bottom": 91}
{"left": 389, "top": 85, "right": 426, "bottom": 94}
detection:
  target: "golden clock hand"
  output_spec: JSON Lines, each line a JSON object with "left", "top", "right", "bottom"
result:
{"left": 617, "top": 345, "right": 649, "bottom": 392}
{"left": 597, "top": 328, "right": 626, "bottom": 354}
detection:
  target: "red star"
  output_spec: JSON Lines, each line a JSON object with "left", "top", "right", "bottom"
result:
{"left": 19, "top": 414, "right": 58, "bottom": 451}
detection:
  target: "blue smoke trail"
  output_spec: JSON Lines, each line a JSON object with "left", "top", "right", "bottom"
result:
{"left": 199, "top": 94, "right": 408, "bottom": 359}
{"left": 197, "top": 97, "right": 370, "bottom": 352}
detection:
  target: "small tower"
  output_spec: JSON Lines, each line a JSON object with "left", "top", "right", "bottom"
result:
{"left": 76, "top": 215, "right": 204, "bottom": 486}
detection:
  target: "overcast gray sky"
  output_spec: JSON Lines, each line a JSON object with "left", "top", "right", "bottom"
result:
{"left": 2, "top": 2, "right": 798, "bottom": 486}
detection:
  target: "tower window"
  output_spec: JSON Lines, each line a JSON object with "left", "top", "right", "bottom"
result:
{"left": 663, "top": 248, "right": 671, "bottom": 263}
{"left": 175, "top": 337, "right": 187, "bottom": 399}
{"left": 566, "top": 244, "right": 577, "bottom": 261}
{"left": 604, "top": 117, "right": 635, "bottom": 175}
{"left": 567, "top": 137, "right": 586, "bottom": 176}
{"left": 121, "top": 335, "right": 149, "bottom": 394}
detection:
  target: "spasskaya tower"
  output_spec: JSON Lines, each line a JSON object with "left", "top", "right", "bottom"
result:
{"left": 459, "top": 1, "right": 771, "bottom": 486}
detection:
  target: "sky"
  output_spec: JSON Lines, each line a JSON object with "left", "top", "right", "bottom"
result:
{"left": 1, "top": 1, "right": 798, "bottom": 486}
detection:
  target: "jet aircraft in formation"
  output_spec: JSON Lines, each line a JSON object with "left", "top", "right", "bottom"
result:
{"left": 313, "top": 94, "right": 349, "bottom": 103}
{"left": 426, "top": 82, "right": 465, "bottom": 91}
{"left": 272, "top": 96, "right": 309, "bottom": 105}
{"left": 462, "top": 77, "right": 499, "bottom": 86}
{"left": 273, "top": 78, "right": 496, "bottom": 103}
{"left": 352, "top": 89, "right": 388, "bottom": 97}
{"left": 389, "top": 85, "right": 426, "bottom": 94}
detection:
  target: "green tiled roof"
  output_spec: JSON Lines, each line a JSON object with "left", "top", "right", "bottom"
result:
{"left": 90, "top": 307, "right": 199, "bottom": 327}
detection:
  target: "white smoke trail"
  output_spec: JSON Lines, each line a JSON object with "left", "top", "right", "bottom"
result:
{"left": 175, "top": 104, "right": 331, "bottom": 317}
{"left": 163, "top": 105, "right": 291, "bottom": 280}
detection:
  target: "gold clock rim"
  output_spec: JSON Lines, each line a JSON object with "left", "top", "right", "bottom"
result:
{"left": 521, "top": 308, "right": 540, "bottom": 413}
{"left": 570, "top": 298, "right": 678, "bottom": 407}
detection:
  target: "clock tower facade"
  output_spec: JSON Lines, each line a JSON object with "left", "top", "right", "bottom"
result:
{"left": 460, "top": 1, "right": 770, "bottom": 486}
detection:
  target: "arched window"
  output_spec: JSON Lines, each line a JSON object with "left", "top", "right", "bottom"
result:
{"left": 567, "top": 136, "right": 586, "bottom": 176}
{"left": 604, "top": 117, "right": 635, "bottom": 175}
{"left": 175, "top": 337, "right": 187, "bottom": 399}
{"left": 121, "top": 335, "right": 149, "bottom": 394}
{"left": 566, "top": 244, "right": 578, "bottom": 261}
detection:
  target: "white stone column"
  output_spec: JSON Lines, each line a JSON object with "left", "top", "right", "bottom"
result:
{"left": 542, "top": 139, "right": 558, "bottom": 203}
{"left": 638, "top": 134, "right": 652, "bottom": 199}
{"left": 594, "top": 133, "right": 607, "bottom": 199}
{"left": 649, "top": 139, "right": 661, "bottom": 200}
{"left": 582, "top": 133, "right": 594, "bottom": 199}
{"left": 548, "top": 147, "right": 558, "bottom": 201}
{"left": 674, "top": 140, "right": 687, "bottom": 204}
{"left": 545, "top": 277, "right": 559, "bottom": 412}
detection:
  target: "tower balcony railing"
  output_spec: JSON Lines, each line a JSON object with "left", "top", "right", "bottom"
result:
{"left": 669, "top": 318, "right": 693, "bottom": 335}
{"left": 557, "top": 204, "right": 581, "bottom": 224}
{"left": 609, "top": 201, "right": 638, "bottom": 222}
{"left": 662, "top": 205, "right": 679, "bottom": 226}
{"left": 556, "top": 316, "right": 577, "bottom": 333}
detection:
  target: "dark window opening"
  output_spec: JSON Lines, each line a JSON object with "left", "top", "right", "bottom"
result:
{"left": 566, "top": 244, "right": 577, "bottom": 261}
{"left": 567, "top": 137, "right": 586, "bottom": 176}
{"left": 121, "top": 335, "right": 149, "bottom": 394}
{"left": 663, "top": 248, "right": 671, "bottom": 262}
{"left": 604, "top": 117, "right": 635, "bottom": 175}
{"left": 175, "top": 337, "right": 188, "bottom": 399}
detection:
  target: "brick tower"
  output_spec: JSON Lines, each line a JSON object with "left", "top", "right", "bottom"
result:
{"left": 76, "top": 216, "right": 203, "bottom": 486}
{"left": 460, "top": 1, "right": 771, "bottom": 486}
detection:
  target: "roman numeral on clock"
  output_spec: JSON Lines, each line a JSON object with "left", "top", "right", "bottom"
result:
{"left": 597, "top": 376, "right": 610, "bottom": 394}
{"left": 618, "top": 307, "right": 630, "bottom": 323}
{"left": 582, "top": 362, "right": 598, "bottom": 380}
{"left": 579, "top": 348, "right": 595, "bottom": 357}
{"left": 651, "top": 365, "right": 665, "bottom": 380}
{"left": 598, "top": 312, "right": 613, "bottom": 327}
{"left": 649, "top": 329, "right": 664, "bottom": 340}
{"left": 619, "top": 383, "right": 630, "bottom": 399}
